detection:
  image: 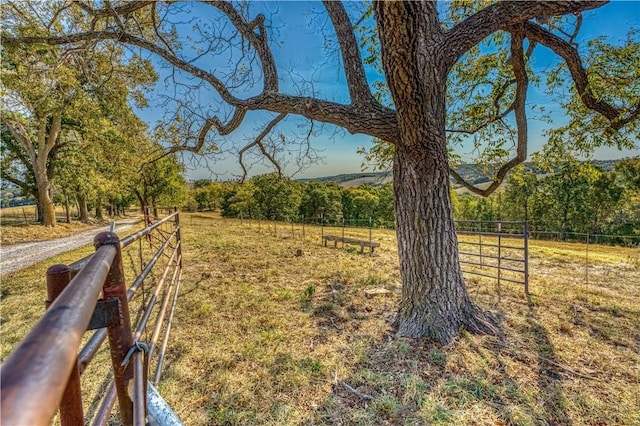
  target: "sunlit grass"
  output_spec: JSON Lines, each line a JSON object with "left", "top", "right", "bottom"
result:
{"left": 1, "top": 211, "right": 638, "bottom": 425}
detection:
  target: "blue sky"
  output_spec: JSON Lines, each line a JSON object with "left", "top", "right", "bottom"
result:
{"left": 135, "top": 1, "right": 640, "bottom": 180}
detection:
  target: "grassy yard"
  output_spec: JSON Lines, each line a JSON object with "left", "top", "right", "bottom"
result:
{"left": 1, "top": 212, "right": 639, "bottom": 425}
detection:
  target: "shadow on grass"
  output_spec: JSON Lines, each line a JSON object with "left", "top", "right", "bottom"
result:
{"left": 301, "top": 286, "right": 576, "bottom": 425}
{"left": 525, "top": 312, "right": 573, "bottom": 426}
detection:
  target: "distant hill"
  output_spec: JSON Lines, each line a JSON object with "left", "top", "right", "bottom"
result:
{"left": 299, "top": 160, "right": 620, "bottom": 189}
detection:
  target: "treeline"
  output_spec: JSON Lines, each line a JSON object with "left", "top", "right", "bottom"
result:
{"left": 186, "top": 158, "right": 640, "bottom": 240}
{"left": 456, "top": 159, "right": 640, "bottom": 238}
{"left": 185, "top": 174, "right": 396, "bottom": 227}
{"left": 1, "top": 17, "right": 189, "bottom": 226}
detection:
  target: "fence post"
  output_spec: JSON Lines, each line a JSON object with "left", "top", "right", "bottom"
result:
{"left": 497, "top": 222, "right": 502, "bottom": 290}
{"left": 302, "top": 215, "right": 305, "bottom": 242}
{"left": 369, "top": 217, "right": 372, "bottom": 247}
{"left": 174, "top": 208, "right": 182, "bottom": 269}
{"left": 94, "top": 232, "right": 135, "bottom": 426}
{"left": 586, "top": 232, "right": 589, "bottom": 287}
{"left": 46, "top": 264, "right": 84, "bottom": 426}
{"left": 524, "top": 221, "right": 529, "bottom": 295}
{"left": 342, "top": 218, "right": 346, "bottom": 248}
{"left": 478, "top": 222, "right": 483, "bottom": 268}
{"left": 321, "top": 214, "right": 324, "bottom": 240}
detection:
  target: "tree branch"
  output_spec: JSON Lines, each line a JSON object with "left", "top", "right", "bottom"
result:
{"left": 205, "top": 1, "right": 279, "bottom": 92}
{"left": 238, "top": 113, "right": 287, "bottom": 182}
{"left": 323, "top": 0, "right": 375, "bottom": 105}
{"left": 451, "top": 27, "right": 529, "bottom": 196}
{"left": 522, "top": 21, "right": 638, "bottom": 131}
{"left": 76, "top": 1, "right": 154, "bottom": 18}
{"left": 444, "top": 1, "right": 606, "bottom": 68}
{"left": 447, "top": 79, "right": 516, "bottom": 135}
{"left": 3, "top": 29, "right": 398, "bottom": 142}
{"left": 3, "top": 30, "right": 243, "bottom": 107}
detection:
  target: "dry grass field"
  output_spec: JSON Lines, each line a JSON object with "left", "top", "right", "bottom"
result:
{"left": 1, "top": 212, "right": 638, "bottom": 425}
{"left": 1, "top": 205, "right": 102, "bottom": 245}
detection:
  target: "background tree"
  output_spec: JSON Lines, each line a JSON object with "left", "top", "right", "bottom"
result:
{"left": 7, "top": 1, "right": 638, "bottom": 342}
{"left": 342, "top": 185, "right": 379, "bottom": 222}
{"left": 299, "top": 181, "right": 343, "bottom": 222}
{"left": 1, "top": 2, "right": 156, "bottom": 226}
{"left": 222, "top": 182, "right": 257, "bottom": 219}
{"left": 251, "top": 173, "right": 302, "bottom": 221}
{"left": 502, "top": 165, "right": 539, "bottom": 222}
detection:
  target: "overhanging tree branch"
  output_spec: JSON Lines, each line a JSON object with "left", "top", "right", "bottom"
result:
{"left": 323, "top": 0, "right": 375, "bottom": 105}
{"left": 451, "top": 27, "right": 529, "bottom": 196}
{"left": 205, "top": 1, "right": 279, "bottom": 92}
{"left": 444, "top": 1, "right": 606, "bottom": 67}
{"left": 522, "top": 21, "right": 639, "bottom": 131}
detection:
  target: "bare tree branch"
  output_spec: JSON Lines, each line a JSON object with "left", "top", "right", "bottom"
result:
{"left": 151, "top": 2, "right": 176, "bottom": 56}
{"left": 205, "top": 1, "right": 279, "bottom": 92}
{"left": 3, "top": 28, "right": 398, "bottom": 142}
{"left": 76, "top": 1, "right": 154, "bottom": 18}
{"left": 323, "top": 0, "right": 375, "bottom": 105}
{"left": 444, "top": 1, "right": 606, "bottom": 67}
{"left": 238, "top": 113, "right": 287, "bottom": 182}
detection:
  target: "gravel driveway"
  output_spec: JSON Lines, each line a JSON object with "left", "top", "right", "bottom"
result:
{"left": 0, "top": 219, "right": 140, "bottom": 276}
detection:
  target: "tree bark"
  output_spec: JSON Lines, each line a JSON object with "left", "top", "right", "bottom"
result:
{"left": 35, "top": 169, "right": 56, "bottom": 227}
{"left": 95, "top": 197, "right": 104, "bottom": 221}
{"left": 77, "top": 192, "right": 89, "bottom": 223}
{"left": 63, "top": 191, "right": 71, "bottom": 223}
{"left": 376, "top": 1, "right": 497, "bottom": 343}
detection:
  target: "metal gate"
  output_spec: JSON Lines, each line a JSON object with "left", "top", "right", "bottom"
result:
{"left": 456, "top": 220, "right": 529, "bottom": 294}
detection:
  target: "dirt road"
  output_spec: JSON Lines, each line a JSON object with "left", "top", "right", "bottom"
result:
{"left": 0, "top": 219, "right": 139, "bottom": 276}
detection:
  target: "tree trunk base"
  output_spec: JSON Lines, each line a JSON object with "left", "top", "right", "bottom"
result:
{"left": 393, "top": 302, "right": 502, "bottom": 345}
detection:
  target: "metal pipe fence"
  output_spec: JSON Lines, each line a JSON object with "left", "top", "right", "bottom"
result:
{"left": 0, "top": 211, "right": 183, "bottom": 426}
{"left": 455, "top": 220, "right": 529, "bottom": 293}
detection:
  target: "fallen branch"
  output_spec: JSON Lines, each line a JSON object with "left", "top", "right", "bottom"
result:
{"left": 340, "top": 381, "right": 373, "bottom": 401}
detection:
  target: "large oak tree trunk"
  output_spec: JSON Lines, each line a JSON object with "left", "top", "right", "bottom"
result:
{"left": 377, "top": 1, "right": 497, "bottom": 343}
{"left": 393, "top": 142, "right": 494, "bottom": 343}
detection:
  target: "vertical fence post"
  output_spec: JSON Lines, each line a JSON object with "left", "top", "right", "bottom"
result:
{"left": 291, "top": 221, "right": 294, "bottom": 239}
{"left": 175, "top": 208, "right": 182, "bottom": 269}
{"left": 524, "top": 221, "right": 529, "bottom": 295}
{"left": 586, "top": 232, "right": 589, "bottom": 288}
{"left": 94, "top": 232, "right": 135, "bottom": 426}
{"left": 321, "top": 214, "right": 324, "bottom": 241}
{"left": 497, "top": 222, "right": 502, "bottom": 290}
{"left": 46, "top": 264, "right": 84, "bottom": 426}
{"left": 478, "top": 222, "right": 483, "bottom": 268}
{"left": 342, "top": 218, "right": 346, "bottom": 248}
{"left": 302, "top": 215, "right": 305, "bottom": 242}
{"left": 369, "top": 217, "right": 372, "bottom": 247}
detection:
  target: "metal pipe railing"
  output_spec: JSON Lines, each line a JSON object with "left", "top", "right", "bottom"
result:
{"left": 1, "top": 210, "right": 183, "bottom": 426}
{"left": 0, "top": 245, "right": 117, "bottom": 425}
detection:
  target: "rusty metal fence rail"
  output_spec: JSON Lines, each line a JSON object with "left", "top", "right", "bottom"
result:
{"left": 455, "top": 220, "right": 529, "bottom": 294}
{"left": 0, "top": 211, "right": 183, "bottom": 426}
